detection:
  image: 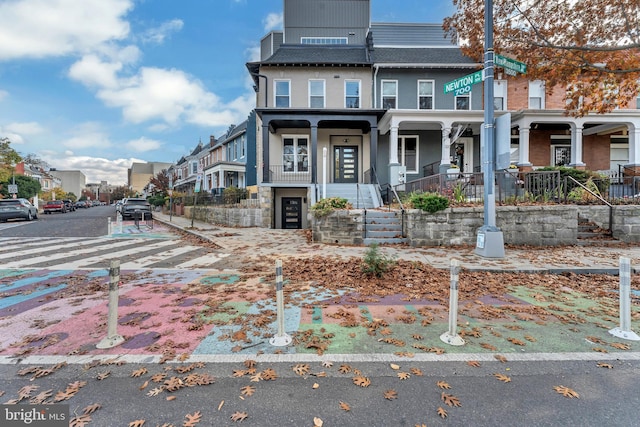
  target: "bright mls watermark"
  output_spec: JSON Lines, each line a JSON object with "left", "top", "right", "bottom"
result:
{"left": 1, "top": 405, "right": 68, "bottom": 426}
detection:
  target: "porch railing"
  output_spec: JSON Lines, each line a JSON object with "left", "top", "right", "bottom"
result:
{"left": 267, "top": 165, "right": 312, "bottom": 183}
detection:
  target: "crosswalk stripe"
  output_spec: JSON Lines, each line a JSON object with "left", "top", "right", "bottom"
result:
{"left": 173, "top": 253, "right": 230, "bottom": 269}
{"left": 55, "top": 239, "right": 181, "bottom": 269}
{"left": 1, "top": 239, "right": 143, "bottom": 268}
{"left": 0, "top": 237, "right": 107, "bottom": 258}
{"left": 119, "top": 246, "right": 197, "bottom": 268}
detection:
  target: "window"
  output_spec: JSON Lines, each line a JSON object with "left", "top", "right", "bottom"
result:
{"left": 191, "top": 162, "right": 198, "bottom": 175}
{"left": 455, "top": 94, "right": 470, "bottom": 110}
{"left": 418, "top": 80, "right": 434, "bottom": 109}
{"left": 301, "top": 37, "right": 348, "bottom": 45}
{"left": 309, "top": 80, "right": 325, "bottom": 108}
{"left": 382, "top": 80, "right": 397, "bottom": 109}
{"left": 636, "top": 95, "right": 640, "bottom": 109}
{"left": 345, "top": 80, "right": 360, "bottom": 108}
{"left": 553, "top": 145, "right": 571, "bottom": 166}
{"left": 529, "top": 80, "right": 545, "bottom": 109}
{"left": 397, "top": 136, "right": 419, "bottom": 173}
{"left": 283, "top": 137, "right": 309, "bottom": 172}
{"left": 494, "top": 80, "right": 507, "bottom": 110}
{"left": 275, "top": 80, "right": 290, "bottom": 107}
{"left": 240, "top": 135, "right": 246, "bottom": 158}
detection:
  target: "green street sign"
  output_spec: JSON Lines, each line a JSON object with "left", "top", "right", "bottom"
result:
{"left": 495, "top": 54, "right": 527, "bottom": 74}
{"left": 444, "top": 70, "right": 483, "bottom": 96}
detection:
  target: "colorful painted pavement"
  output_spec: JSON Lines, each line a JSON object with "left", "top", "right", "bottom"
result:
{"left": 1, "top": 267, "right": 638, "bottom": 359}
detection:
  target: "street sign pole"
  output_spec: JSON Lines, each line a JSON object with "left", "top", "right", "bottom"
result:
{"left": 475, "top": 0, "right": 505, "bottom": 258}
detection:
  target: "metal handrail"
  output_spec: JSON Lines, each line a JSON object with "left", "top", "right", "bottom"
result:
{"left": 565, "top": 176, "right": 613, "bottom": 233}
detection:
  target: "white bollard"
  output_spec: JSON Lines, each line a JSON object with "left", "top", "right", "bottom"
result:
{"left": 270, "top": 259, "right": 292, "bottom": 346}
{"left": 609, "top": 257, "right": 640, "bottom": 341}
{"left": 96, "top": 259, "right": 125, "bottom": 348}
{"left": 107, "top": 217, "right": 112, "bottom": 236}
{"left": 440, "top": 259, "right": 466, "bottom": 346}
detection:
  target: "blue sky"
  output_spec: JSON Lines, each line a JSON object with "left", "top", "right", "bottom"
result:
{"left": 0, "top": 0, "right": 455, "bottom": 185}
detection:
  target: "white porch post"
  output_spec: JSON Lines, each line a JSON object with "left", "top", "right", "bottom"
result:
{"left": 518, "top": 126, "right": 531, "bottom": 166}
{"left": 629, "top": 125, "right": 640, "bottom": 165}
{"left": 571, "top": 125, "right": 586, "bottom": 167}
{"left": 441, "top": 124, "right": 452, "bottom": 170}
{"left": 389, "top": 125, "right": 399, "bottom": 164}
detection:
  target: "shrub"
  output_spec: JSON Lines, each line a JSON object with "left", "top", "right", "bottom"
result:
{"left": 361, "top": 243, "right": 395, "bottom": 278}
{"left": 223, "top": 186, "right": 247, "bottom": 204}
{"left": 147, "top": 194, "right": 165, "bottom": 207}
{"left": 310, "top": 197, "right": 351, "bottom": 217}
{"left": 408, "top": 192, "right": 449, "bottom": 213}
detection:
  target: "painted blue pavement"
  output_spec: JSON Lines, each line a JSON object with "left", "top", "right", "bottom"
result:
{"left": 0, "top": 283, "right": 67, "bottom": 309}
{"left": 0, "top": 269, "right": 72, "bottom": 292}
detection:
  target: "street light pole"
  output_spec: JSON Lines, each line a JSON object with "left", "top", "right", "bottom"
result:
{"left": 475, "top": 0, "right": 505, "bottom": 258}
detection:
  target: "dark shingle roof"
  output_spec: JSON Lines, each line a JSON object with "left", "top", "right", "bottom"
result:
{"left": 261, "top": 45, "right": 370, "bottom": 66}
{"left": 372, "top": 47, "right": 477, "bottom": 67}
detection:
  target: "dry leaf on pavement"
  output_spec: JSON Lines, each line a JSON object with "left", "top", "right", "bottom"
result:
{"left": 494, "top": 373, "right": 512, "bottom": 383}
{"left": 241, "top": 385, "right": 256, "bottom": 396}
{"left": 128, "top": 420, "right": 145, "bottom": 427}
{"left": 353, "top": 376, "right": 371, "bottom": 387}
{"left": 313, "top": 417, "right": 323, "bottom": 426}
{"left": 441, "top": 392, "right": 462, "bottom": 407}
{"left": 554, "top": 385, "right": 580, "bottom": 398}
{"left": 183, "top": 411, "right": 201, "bottom": 427}
{"left": 436, "top": 381, "right": 451, "bottom": 389}
{"left": 467, "top": 360, "right": 481, "bottom": 367}
{"left": 437, "top": 407, "right": 448, "bottom": 418}
{"left": 69, "top": 414, "right": 92, "bottom": 427}
{"left": 397, "top": 372, "right": 410, "bottom": 380}
{"left": 339, "top": 401, "right": 351, "bottom": 411}
{"left": 384, "top": 389, "right": 398, "bottom": 400}
{"left": 230, "top": 411, "right": 248, "bottom": 422}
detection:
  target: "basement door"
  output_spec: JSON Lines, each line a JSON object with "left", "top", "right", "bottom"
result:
{"left": 334, "top": 146, "right": 358, "bottom": 183}
{"left": 281, "top": 197, "right": 302, "bottom": 229}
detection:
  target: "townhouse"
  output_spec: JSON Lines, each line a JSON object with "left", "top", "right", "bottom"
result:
{"left": 246, "top": 0, "right": 640, "bottom": 229}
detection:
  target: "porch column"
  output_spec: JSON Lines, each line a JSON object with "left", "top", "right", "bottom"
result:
{"left": 570, "top": 125, "right": 586, "bottom": 167}
{"left": 441, "top": 125, "right": 452, "bottom": 170}
{"left": 262, "top": 122, "right": 270, "bottom": 183}
{"left": 310, "top": 123, "right": 318, "bottom": 184}
{"left": 370, "top": 124, "right": 378, "bottom": 184}
{"left": 629, "top": 125, "right": 640, "bottom": 165}
{"left": 389, "top": 125, "right": 399, "bottom": 164}
{"left": 518, "top": 126, "right": 531, "bottom": 166}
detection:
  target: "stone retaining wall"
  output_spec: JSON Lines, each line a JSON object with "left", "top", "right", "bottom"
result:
{"left": 312, "top": 205, "right": 640, "bottom": 246}
{"left": 182, "top": 206, "right": 264, "bottom": 228}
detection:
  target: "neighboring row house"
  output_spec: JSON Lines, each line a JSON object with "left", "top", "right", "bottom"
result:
{"left": 246, "top": 0, "right": 640, "bottom": 229}
{"left": 170, "top": 113, "right": 257, "bottom": 196}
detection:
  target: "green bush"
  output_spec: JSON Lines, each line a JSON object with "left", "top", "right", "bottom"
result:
{"left": 361, "top": 243, "right": 395, "bottom": 278}
{"left": 310, "top": 197, "right": 351, "bottom": 217}
{"left": 147, "top": 194, "right": 165, "bottom": 207}
{"left": 223, "top": 186, "right": 247, "bottom": 204}
{"left": 408, "top": 192, "right": 449, "bottom": 213}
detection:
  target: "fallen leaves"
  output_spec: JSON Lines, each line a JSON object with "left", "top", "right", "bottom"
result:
{"left": 441, "top": 392, "right": 462, "bottom": 407}
{"left": 352, "top": 376, "right": 371, "bottom": 387}
{"left": 494, "top": 373, "right": 512, "bottom": 383}
{"left": 553, "top": 385, "right": 580, "bottom": 398}
{"left": 384, "top": 389, "right": 398, "bottom": 400}
{"left": 230, "top": 411, "right": 248, "bottom": 422}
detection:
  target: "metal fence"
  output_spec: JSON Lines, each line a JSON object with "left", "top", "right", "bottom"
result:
{"left": 404, "top": 170, "right": 640, "bottom": 205}
{"left": 172, "top": 189, "right": 259, "bottom": 207}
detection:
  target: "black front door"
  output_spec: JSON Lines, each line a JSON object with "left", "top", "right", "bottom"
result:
{"left": 282, "top": 197, "right": 302, "bottom": 229}
{"left": 334, "top": 146, "right": 358, "bottom": 183}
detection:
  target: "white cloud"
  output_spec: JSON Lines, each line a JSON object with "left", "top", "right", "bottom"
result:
{"left": 0, "top": 0, "right": 133, "bottom": 60}
{"left": 68, "top": 45, "right": 140, "bottom": 88}
{"left": 0, "top": 122, "right": 45, "bottom": 145}
{"left": 42, "top": 152, "right": 142, "bottom": 185}
{"left": 125, "top": 137, "right": 162, "bottom": 152}
{"left": 64, "top": 122, "right": 113, "bottom": 149}
{"left": 141, "top": 19, "right": 184, "bottom": 44}
{"left": 263, "top": 12, "right": 283, "bottom": 31}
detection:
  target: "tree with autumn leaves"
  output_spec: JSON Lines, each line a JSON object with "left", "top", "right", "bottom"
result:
{"left": 444, "top": 0, "right": 640, "bottom": 116}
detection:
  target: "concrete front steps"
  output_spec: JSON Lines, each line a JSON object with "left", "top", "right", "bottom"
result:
{"left": 577, "top": 215, "right": 618, "bottom": 245}
{"left": 323, "top": 183, "right": 382, "bottom": 209}
{"left": 363, "top": 210, "right": 407, "bottom": 245}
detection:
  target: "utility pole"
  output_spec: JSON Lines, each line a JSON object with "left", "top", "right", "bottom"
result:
{"left": 475, "top": 0, "right": 505, "bottom": 258}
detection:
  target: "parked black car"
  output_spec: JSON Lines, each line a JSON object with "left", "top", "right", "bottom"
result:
{"left": 121, "top": 198, "right": 152, "bottom": 220}
{"left": 63, "top": 199, "right": 76, "bottom": 212}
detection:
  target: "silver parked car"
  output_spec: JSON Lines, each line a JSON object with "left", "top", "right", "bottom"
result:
{"left": 0, "top": 198, "right": 38, "bottom": 222}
